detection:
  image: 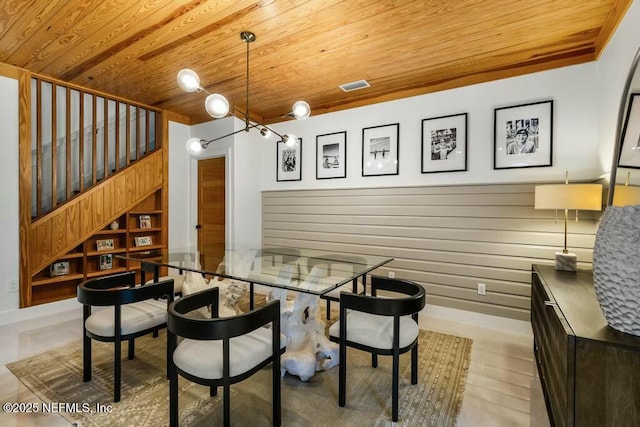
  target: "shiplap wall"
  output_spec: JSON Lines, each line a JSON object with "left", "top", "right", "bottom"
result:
{"left": 262, "top": 183, "right": 601, "bottom": 321}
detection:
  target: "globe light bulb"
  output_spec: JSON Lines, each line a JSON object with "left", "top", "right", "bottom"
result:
{"left": 284, "top": 134, "right": 297, "bottom": 147}
{"left": 185, "top": 137, "right": 204, "bottom": 156}
{"left": 177, "top": 69, "right": 201, "bottom": 92}
{"left": 204, "top": 94, "right": 230, "bottom": 118}
{"left": 291, "top": 101, "right": 310, "bottom": 120}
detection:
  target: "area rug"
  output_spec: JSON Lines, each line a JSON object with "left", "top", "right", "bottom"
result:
{"left": 7, "top": 327, "right": 471, "bottom": 426}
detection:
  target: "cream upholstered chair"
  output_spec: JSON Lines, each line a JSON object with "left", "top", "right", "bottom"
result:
{"left": 328, "top": 276, "right": 426, "bottom": 422}
{"left": 77, "top": 272, "right": 174, "bottom": 402}
{"left": 167, "top": 287, "right": 285, "bottom": 427}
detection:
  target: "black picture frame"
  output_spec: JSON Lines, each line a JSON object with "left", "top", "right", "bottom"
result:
{"left": 276, "top": 138, "right": 302, "bottom": 182}
{"left": 421, "top": 113, "right": 468, "bottom": 173}
{"left": 316, "top": 131, "right": 347, "bottom": 179}
{"left": 618, "top": 93, "right": 640, "bottom": 169}
{"left": 362, "top": 123, "right": 399, "bottom": 177}
{"left": 493, "top": 100, "right": 553, "bottom": 169}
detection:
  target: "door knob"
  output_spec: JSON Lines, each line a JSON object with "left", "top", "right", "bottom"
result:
{"left": 195, "top": 224, "right": 202, "bottom": 229}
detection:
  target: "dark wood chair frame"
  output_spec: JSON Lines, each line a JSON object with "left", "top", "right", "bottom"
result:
{"left": 77, "top": 271, "right": 175, "bottom": 402}
{"left": 167, "top": 287, "right": 284, "bottom": 427}
{"left": 329, "top": 275, "right": 426, "bottom": 422}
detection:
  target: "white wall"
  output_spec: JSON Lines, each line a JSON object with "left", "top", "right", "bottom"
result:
{"left": 0, "top": 76, "right": 20, "bottom": 314}
{"left": 178, "top": 116, "right": 262, "bottom": 249}
{"left": 596, "top": 0, "right": 640, "bottom": 177}
{"left": 168, "top": 121, "right": 192, "bottom": 249}
{"left": 228, "top": 120, "right": 262, "bottom": 246}
{"left": 259, "top": 62, "right": 601, "bottom": 191}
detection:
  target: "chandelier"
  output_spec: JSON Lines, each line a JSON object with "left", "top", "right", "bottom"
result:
{"left": 177, "top": 31, "right": 311, "bottom": 156}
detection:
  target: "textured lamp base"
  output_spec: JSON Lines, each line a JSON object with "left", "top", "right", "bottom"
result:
{"left": 555, "top": 252, "right": 577, "bottom": 271}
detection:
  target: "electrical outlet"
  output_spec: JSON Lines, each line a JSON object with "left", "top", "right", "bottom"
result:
{"left": 388, "top": 271, "right": 396, "bottom": 279}
{"left": 477, "top": 283, "right": 486, "bottom": 295}
{"left": 8, "top": 280, "right": 18, "bottom": 293}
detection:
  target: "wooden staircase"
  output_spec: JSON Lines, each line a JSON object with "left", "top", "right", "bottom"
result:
{"left": 16, "top": 68, "right": 170, "bottom": 308}
{"left": 21, "top": 150, "right": 166, "bottom": 307}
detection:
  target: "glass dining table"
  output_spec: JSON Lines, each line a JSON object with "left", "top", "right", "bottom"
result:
{"left": 117, "top": 246, "right": 393, "bottom": 308}
{"left": 117, "top": 246, "right": 392, "bottom": 380}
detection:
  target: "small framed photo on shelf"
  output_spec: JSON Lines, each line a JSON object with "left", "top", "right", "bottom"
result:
{"left": 134, "top": 236, "right": 153, "bottom": 247}
{"left": 362, "top": 123, "right": 399, "bottom": 176}
{"left": 316, "top": 131, "right": 347, "bottom": 179}
{"left": 494, "top": 100, "right": 553, "bottom": 169}
{"left": 618, "top": 93, "right": 640, "bottom": 168}
{"left": 96, "top": 238, "right": 115, "bottom": 251}
{"left": 139, "top": 215, "right": 152, "bottom": 229}
{"left": 421, "top": 113, "right": 467, "bottom": 173}
{"left": 50, "top": 261, "right": 70, "bottom": 277}
{"left": 276, "top": 137, "right": 302, "bottom": 182}
{"left": 99, "top": 254, "right": 113, "bottom": 270}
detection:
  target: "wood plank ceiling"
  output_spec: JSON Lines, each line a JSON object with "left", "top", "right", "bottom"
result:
{"left": 0, "top": 0, "right": 632, "bottom": 125}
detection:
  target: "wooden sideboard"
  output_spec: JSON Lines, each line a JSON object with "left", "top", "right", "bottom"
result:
{"left": 531, "top": 264, "right": 640, "bottom": 427}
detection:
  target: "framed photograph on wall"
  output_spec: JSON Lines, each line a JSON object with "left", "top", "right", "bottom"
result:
{"left": 618, "top": 93, "right": 640, "bottom": 168}
{"left": 276, "top": 138, "right": 302, "bottom": 182}
{"left": 494, "top": 100, "right": 553, "bottom": 169}
{"left": 316, "top": 131, "right": 346, "bottom": 179}
{"left": 362, "top": 123, "right": 399, "bottom": 176}
{"left": 421, "top": 113, "right": 467, "bottom": 173}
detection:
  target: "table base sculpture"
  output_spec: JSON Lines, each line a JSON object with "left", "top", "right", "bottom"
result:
{"left": 268, "top": 288, "right": 339, "bottom": 381}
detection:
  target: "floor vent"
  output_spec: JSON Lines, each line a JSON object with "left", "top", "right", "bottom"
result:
{"left": 339, "top": 79, "right": 371, "bottom": 92}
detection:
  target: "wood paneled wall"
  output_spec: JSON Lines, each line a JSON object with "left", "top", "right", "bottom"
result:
{"left": 262, "top": 183, "right": 602, "bottom": 321}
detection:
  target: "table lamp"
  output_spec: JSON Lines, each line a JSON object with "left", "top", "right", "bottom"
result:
{"left": 613, "top": 185, "right": 640, "bottom": 206}
{"left": 534, "top": 177, "right": 602, "bottom": 271}
{"left": 613, "top": 173, "right": 640, "bottom": 206}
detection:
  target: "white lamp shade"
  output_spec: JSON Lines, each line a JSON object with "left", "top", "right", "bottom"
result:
{"left": 284, "top": 134, "right": 297, "bottom": 147}
{"left": 291, "top": 101, "right": 310, "bottom": 120}
{"left": 177, "top": 69, "right": 201, "bottom": 92}
{"left": 204, "top": 94, "right": 230, "bottom": 118}
{"left": 613, "top": 185, "right": 640, "bottom": 207}
{"left": 534, "top": 184, "right": 603, "bottom": 211}
{"left": 185, "top": 138, "right": 204, "bottom": 156}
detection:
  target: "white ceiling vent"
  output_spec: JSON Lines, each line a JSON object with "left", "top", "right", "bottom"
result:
{"left": 339, "top": 79, "right": 371, "bottom": 92}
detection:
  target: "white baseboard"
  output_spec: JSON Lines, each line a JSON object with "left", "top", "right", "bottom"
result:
{"left": 0, "top": 298, "right": 82, "bottom": 327}
{"left": 0, "top": 291, "right": 532, "bottom": 337}
{"left": 423, "top": 304, "right": 533, "bottom": 336}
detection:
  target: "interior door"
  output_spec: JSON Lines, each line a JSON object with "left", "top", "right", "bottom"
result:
{"left": 197, "top": 156, "right": 225, "bottom": 269}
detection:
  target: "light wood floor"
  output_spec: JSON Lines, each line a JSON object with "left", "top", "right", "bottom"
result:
{"left": 423, "top": 316, "right": 550, "bottom": 427}
{"left": 0, "top": 307, "right": 550, "bottom": 426}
